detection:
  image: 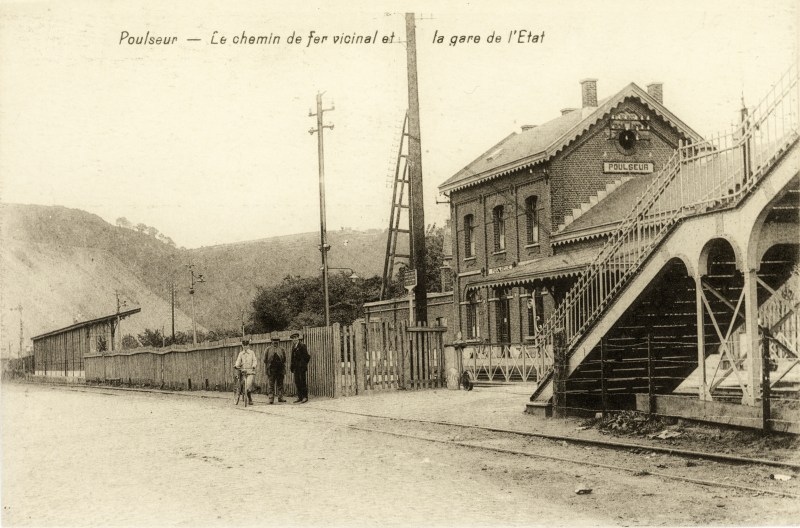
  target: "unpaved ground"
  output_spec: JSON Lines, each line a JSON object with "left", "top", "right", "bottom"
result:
{"left": 2, "top": 383, "right": 799, "bottom": 527}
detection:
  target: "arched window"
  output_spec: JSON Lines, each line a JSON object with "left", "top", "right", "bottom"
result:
{"left": 463, "top": 214, "right": 475, "bottom": 258}
{"left": 492, "top": 205, "right": 505, "bottom": 252}
{"left": 525, "top": 196, "right": 539, "bottom": 245}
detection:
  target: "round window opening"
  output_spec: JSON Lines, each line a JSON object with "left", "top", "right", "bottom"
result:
{"left": 618, "top": 130, "right": 637, "bottom": 151}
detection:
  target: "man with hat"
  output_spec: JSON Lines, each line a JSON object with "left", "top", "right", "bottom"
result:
{"left": 234, "top": 337, "right": 257, "bottom": 405}
{"left": 289, "top": 332, "right": 310, "bottom": 403}
{"left": 264, "top": 335, "right": 287, "bottom": 404}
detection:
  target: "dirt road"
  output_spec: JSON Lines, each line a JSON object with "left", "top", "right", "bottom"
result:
{"left": 2, "top": 383, "right": 798, "bottom": 526}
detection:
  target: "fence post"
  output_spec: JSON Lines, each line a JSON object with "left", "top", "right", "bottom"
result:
{"left": 600, "top": 338, "right": 608, "bottom": 419}
{"left": 333, "top": 323, "right": 342, "bottom": 398}
{"left": 647, "top": 334, "right": 655, "bottom": 416}
{"left": 402, "top": 321, "right": 412, "bottom": 389}
{"left": 552, "top": 330, "right": 566, "bottom": 419}
{"left": 354, "top": 320, "right": 366, "bottom": 394}
{"left": 761, "top": 332, "right": 771, "bottom": 433}
{"left": 399, "top": 321, "right": 408, "bottom": 390}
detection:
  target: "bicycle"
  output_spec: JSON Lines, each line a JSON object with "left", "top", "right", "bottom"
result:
{"left": 233, "top": 367, "right": 249, "bottom": 407}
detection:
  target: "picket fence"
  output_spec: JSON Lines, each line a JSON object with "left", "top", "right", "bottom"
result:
{"left": 84, "top": 321, "right": 446, "bottom": 398}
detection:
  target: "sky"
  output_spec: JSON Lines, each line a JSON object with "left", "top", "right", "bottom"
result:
{"left": 0, "top": 0, "right": 797, "bottom": 249}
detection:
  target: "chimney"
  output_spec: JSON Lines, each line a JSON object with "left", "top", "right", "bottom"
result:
{"left": 580, "top": 78, "right": 598, "bottom": 108}
{"left": 521, "top": 124, "right": 537, "bottom": 131}
{"left": 561, "top": 108, "right": 577, "bottom": 116}
{"left": 647, "top": 82, "right": 663, "bottom": 105}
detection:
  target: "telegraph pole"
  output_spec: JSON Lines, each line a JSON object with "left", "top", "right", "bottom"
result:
{"left": 10, "top": 304, "right": 23, "bottom": 357}
{"left": 309, "top": 93, "right": 335, "bottom": 327}
{"left": 406, "top": 12, "right": 428, "bottom": 324}
{"left": 188, "top": 265, "right": 205, "bottom": 345}
{"left": 170, "top": 281, "right": 176, "bottom": 342}
{"left": 114, "top": 291, "right": 129, "bottom": 350}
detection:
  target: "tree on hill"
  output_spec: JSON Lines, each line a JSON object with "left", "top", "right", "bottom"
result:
{"left": 251, "top": 272, "right": 382, "bottom": 332}
{"left": 116, "top": 217, "right": 132, "bottom": 229}
{"left": 249, "top": 224, "right": 446, "bottom": 332}
{"left": 135, "top": 223, "right": 148, "bottom": 233}
{"left": 138, "top": 328, "right": 164, "bottom": 347}
{"left": 121, "top": 334, "right": 139, "bottom": 349}
{"left": 157, "top": 233, "right": 177, "bottom": 247}
{"left": 389, "top": 224, "right": 445, "bottom": 296}
{"left": 424, "top": 224, "right": 445, "bottom": 293}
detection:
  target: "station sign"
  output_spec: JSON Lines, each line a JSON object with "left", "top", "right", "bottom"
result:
{"left": 402, "top": 269, "right": 418, "bottom": 290}
{"left": 488, "top": 264, "right": 514, "bottom": 275}
{"left": 603, "top": 161, "right": 654, "bottom": 174}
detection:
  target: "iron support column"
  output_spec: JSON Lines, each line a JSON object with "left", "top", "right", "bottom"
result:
{"left": 695, "top": 276, "right": 710, "bottom": 401}
{"left": 742, "top": 268, "right": 760, "bottom": 406}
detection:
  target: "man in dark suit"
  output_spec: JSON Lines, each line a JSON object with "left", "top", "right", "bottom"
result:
{"left": 289, "top": 332, "right": 310, "bottom": 403}
{"left": 264, "top": 336, "right": 287, "bottom": 404}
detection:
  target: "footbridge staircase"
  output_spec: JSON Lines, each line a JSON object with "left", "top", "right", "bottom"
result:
{"left": 528, "top": 64, "right": 800, "bottom": 423}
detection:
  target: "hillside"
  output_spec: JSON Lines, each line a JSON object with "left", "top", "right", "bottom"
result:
{"left": 1, "top": 239, "right": 202, "bottom": 347}
{"left": 186, "top": 227, "right": 388, "bottom": 329}
{"left": 0, "top": 203, "right": 389, "bottom": 353}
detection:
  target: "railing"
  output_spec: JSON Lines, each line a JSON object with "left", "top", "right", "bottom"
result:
{"left": 531, "top": 63, "right": 800, "bottom": 394}
{"left": 461, "top": 342, "right": 552, "bottom": 383}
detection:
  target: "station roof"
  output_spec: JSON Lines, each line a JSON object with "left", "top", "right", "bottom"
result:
{"left": 438, "top": 83, "right": 702, "bottom": 194}
{"left": 31, "top": 307, "right": 142, "bottom": 341}
{"left": 464, "top": 246, "right": 600, "bottom": 291}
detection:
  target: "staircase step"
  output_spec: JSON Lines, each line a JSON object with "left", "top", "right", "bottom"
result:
{"left": 525, "top": 401, "right": 552, "bottom": 418}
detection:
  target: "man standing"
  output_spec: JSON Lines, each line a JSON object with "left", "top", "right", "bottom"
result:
{"left": 234, "top": 337, "right": 257, "bottom": 405}
{"left": 264, "top": 336, "right": 287, "bottom": 404}
{"left": 289, "top": 332, "right": 310, "bottom": 403}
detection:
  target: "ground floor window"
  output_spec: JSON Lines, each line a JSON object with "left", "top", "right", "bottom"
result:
{"left": 495, "top": 288, "right": 511, "bottom": 343}
{"left": 466, "top": 292, "right": 479, "bottom": 339}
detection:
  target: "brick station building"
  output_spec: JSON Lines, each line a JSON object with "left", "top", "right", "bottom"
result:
{"left": 439, "top": 79, "right": 702, "bottom": 347}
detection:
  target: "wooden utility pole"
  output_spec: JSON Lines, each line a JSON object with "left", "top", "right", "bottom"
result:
{"left": 405, "top": 12, "right": 427, "bottom": 324}
{"left": 309, "top": 93, "right": 335, "bottom": 327}
{"left": 171, "top": 281, "right": 175, "bottom": 342}
{"left": 10, "top": 304, "right": 23, "bottom": 357}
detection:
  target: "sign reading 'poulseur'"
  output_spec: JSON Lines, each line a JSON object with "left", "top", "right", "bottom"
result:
{"left": 603, "top": 162, "right": 654, "bottom": 173}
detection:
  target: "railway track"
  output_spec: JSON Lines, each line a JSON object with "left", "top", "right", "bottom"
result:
{"left": 49, "top": 383, "right": 800, "bottom": 499}
{"left": 241, "top": 404, "right": 800, "bottom": 500}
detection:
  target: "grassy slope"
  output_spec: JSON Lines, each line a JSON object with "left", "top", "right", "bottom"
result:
{"left": 1, "top": 204, "right": 388, "bottom": 346}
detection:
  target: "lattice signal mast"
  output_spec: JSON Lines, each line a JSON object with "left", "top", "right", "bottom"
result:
{"left": 380, "top": 113, "right": 411, "bottom": 300}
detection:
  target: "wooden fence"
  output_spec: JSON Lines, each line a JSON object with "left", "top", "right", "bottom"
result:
{"left": 84, "top": 327, "right": 338, "bottom": 397}
{"left": 340, "top": 321, "right": 446, "bottom": 394}
{"left": 85, "top": 321, "right": 447, "bottom": 398}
